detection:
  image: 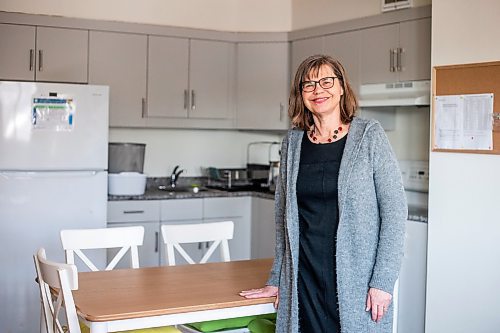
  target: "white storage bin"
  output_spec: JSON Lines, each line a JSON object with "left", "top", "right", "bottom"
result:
{"left": 108, "top": 172, "right": 147, "bottom": 196}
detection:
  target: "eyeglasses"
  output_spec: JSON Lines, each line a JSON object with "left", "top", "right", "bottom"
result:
{"left": 300, "top": 77, "right": 338, "bottom": 92}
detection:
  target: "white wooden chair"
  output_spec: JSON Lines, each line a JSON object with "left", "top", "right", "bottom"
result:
{"left": 60, "top": 226, "right": 144, "bottom": 271}
{"left": 161, "top": 221, "right": 248, "bottom": 333}
{"left": 161, "top": 221, "right": 234, "bottom": 266}
{"left": 34, "top": 248, "right": 181, "bottom": 333}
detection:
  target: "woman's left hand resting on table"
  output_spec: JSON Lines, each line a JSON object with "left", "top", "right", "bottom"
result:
{"left": 239, "top": 286, "right": 279, "bottom": 309}
{"left": 366, "top": 287, "right": 392, "bottom": 323}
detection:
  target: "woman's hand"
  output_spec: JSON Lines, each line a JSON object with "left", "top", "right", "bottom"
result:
{"left": 239, "top": 286, "right": 279, "bottom": 308}
{"left": 366, "top": 287, "right": 392, "bottom": 322}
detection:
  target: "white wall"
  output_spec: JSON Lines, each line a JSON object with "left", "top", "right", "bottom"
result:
{"left": 426, "top": 1, "right": 500, "bottom": 332}
{"left": 0, "top": 0, "right": 292, "bottom": 32}
{"left": 291, "top": 0, "right": 431, "bottom": 30}
{"left": 109, "top": 128, "right": 282, "bottom": 177}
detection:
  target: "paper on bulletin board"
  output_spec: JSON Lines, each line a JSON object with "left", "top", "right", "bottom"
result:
{"left": 32, "top": 97, "right": 75, "bottom": 131}
{"left": 434, "top": 93, "right": 494, "bottom": 150}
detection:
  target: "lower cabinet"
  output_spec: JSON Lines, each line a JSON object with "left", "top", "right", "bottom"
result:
{"left": 107, "top": 197, "right": 253, "bottom": 267}
{"left": 251, "top": 197, "right": 276, "bottom": 259}
{"left": 107, "top": 200, "right": 161, "bottom": 268}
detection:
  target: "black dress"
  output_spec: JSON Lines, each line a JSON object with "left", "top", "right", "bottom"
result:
{"left": 297, "top": 132, "right": 347, "bottom": 333}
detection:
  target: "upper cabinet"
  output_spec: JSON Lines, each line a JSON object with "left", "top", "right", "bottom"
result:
{"left": 189, "top": 40, "right": 234, "bottom": 120}
{"left": 236, "top": 42, "right": 289, "bottom": 130}
{"left": 324, "top": 30, "right": 361, "bottom": 95}
{"left": 147, "top": 36, "right": 189, "bottom": 119}
{"left": 145, "top": 37, "right": 235, "bottom": 127}
{"left": 290, "top": 32, "right": 360, "bottom": 94}
{"left": 291, "top": 36, "right": 323, "bottom": 75}
{"left": 359, "top": 18, "right": 431, "bottom": 84}
{"left": 0, "top": 24, "right": 88, "bottom": 83}
{"left": 89, "top": 31, "right": 147, "bottom": 127}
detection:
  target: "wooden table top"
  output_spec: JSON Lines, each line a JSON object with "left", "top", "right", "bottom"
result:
{"left": 74, "top": 258, "right": 275, "bottom": 322}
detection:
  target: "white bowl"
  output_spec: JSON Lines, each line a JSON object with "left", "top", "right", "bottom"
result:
{"left": 108, "top": 172, "right": 147, "bottom": 196}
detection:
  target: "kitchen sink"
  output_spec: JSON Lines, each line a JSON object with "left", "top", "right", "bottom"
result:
{"left": 157, "top": 185, "right": 205, "bottom": 193}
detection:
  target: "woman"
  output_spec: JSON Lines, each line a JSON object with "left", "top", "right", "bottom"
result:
{"left": 240, "top": 55, "right": 407, "bottom": 333}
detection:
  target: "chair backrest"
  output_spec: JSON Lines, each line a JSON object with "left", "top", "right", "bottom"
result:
{"left": 60, "top": 226, "right": 144, "bottom": 271}
{"left": 161, "top": 221, "right": 234, "bottom": 266}
{"left": 34, "top": 248, "right": 81, "bottom": 333}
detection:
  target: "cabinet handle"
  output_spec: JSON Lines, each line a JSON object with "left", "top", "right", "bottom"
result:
{"left": 191, "top": 90, "right": 196, "bottom": 110}
{"left": 184, "top": 89, "right": 188, "bottom": 110}
{"left": 29, "top": 49, "right": 34, "bottom": 71}
{"left": 205, "top": 242, "right": 209, "bottom": 249}
{"left": 122, "top": 210, "right": 145, "bottom": 214}
{"left": 38, "top": 50, "right": 43, "bottom": 71}
{"left": 396, "top": 47, "right": 403, "bottom": 72}
{"left": 389, "top": 48, "right": 396, "bottom": 72}
{"left": 198, "top": 242, "right": 202, "bottom": 250}
{"left": 155, "top": 231, "right": 159, "bottom": 253}
{"left": 279, "top": 103, "right": 284, "bottom": 121}
{"left": 141, "top": 98, "right": 147, "bottom": 118}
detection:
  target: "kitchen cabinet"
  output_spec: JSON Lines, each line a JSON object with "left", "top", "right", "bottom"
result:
{"left": 236, "top": 42, "right": 289, "bottom": 130}
{"left": 159, "top": 197, "right": 251, "bottom": 265}
{"left": 251, "top": 197, "right": 275, "bottom": 259}
{"left": 147, "top": 37, "right": 234, "bottom": 123}
{"left": 107, "top": 200, "right": 161, "bottom": 268}
{"left": 204, "top": 197, "right": 252, "bottom": 262}
{"left": 291, "top": 36, "right": 323, "bottom": 75}
{"left": 159, "top": 198, "right": 204, "bottom": 265}
{"left": 324, "top": 30, "right": 361, "bottom": 95}
{"left": 359, "top": 18, "right": 431, "bottom": 84}
{"left": 189, "top": 40, "right": 234, "bottom": 120}
{"left": 147, "top": 36, "right": 189, "bottom": 119}
{"left": 0, "top": 24, "right": 88, "bottom": 83}
{"left": 89, "top": 31, "right": 147, "bottom": 127}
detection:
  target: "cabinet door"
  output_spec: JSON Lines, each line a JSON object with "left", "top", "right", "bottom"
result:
{"left": 204, "top": 197, "right": 251, "bottom": 262}
{"left": 159, "top": 219, "right": 205, "bottom": 266}
{"left": 324, "top": 30, "right": 361, "bottom": 95}
{"left": 147, "top": 36, "right": 189, "bottom": 118}
{"left": 251, "top": 198, "right": 276, "bottom": 259}
{"left": 89, "top": 31, "right": 147, "bottom": 127}
{"left": 399, "top": 18, "right": 431, "bottom": 81}
{"left": 236, "top": 42, "right": 289, "bottom": 130}
{"left": 107, "top": 221, "right": 160, "bottom": 268}
{"left": 189, "top": 40, "right": 234, "bottom": 119}
{"left": 291, "top": 36, "right": 324, "bottom": 75}
{"left": 359, "top": 23, "right": 399, "bottom": 84}
{"left": 36, "top": 27, "right": 88, "bottom": 83}
{"left": 0, "top": 24, "right": 35, "bottom": 81}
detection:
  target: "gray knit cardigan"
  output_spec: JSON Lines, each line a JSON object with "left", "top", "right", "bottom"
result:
{"left": 267, "top": 116, "right": 407, "bottom": 333}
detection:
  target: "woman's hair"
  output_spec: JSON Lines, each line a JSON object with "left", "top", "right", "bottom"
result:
{"left": 289, "top": 55, "right": 358, "bottom": 130}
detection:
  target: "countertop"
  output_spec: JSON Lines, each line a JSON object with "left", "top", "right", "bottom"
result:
{"left": 108, "top": 186, "right": 276, "bottom": 201}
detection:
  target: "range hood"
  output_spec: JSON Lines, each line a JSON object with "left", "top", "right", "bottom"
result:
{"left": 359, "top": 80, "right": 431, "bottom": 107}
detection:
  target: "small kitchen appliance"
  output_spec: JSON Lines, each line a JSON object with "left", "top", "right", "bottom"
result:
{"left": 108, "top": 142, "right": 147, "bottom": 195}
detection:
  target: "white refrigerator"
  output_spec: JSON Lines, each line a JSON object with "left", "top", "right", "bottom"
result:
{"left": 0, "top": 81, "right": 109, "bottom": 333}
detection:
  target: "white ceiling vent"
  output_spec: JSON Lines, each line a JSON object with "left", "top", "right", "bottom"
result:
{"left": 381, "top": 0, "right": 412, "bottom": 12}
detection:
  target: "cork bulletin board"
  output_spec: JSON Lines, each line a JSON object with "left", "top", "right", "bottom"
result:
{"left": 432, "top": 61, "right": 500, "bottom": 154}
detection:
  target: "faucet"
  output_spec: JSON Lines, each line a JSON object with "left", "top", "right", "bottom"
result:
{"left": 170, "top": 165, "right": 185, "bottom": 188}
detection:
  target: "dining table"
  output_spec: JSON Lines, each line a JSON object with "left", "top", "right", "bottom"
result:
{"left": 74, "top": 258, "right": 276, "bottom": 333}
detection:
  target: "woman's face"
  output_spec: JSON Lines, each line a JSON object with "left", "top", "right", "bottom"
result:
{"left": 301, "top": 64, "right": 344, "bottom": 118}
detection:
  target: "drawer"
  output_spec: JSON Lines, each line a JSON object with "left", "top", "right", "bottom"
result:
{"left": 107, "top": 200, "right": 160, "bottom": 222}
{"left": 160, "top": 198, "right": 203, "bottom": 221}
{"left": 204, "top": 197, "right": 250, "bottom": 219}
